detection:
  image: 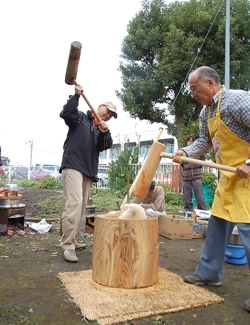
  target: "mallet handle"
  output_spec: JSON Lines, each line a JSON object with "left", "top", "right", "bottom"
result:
{"left": 81, "top": 92, "right": 102, "bottom": 122}
{"left": 72, "top": 80, "right": 102, "bottom": 122}
{"left": 160, "top": 152, "right": 236, "bottom": 173}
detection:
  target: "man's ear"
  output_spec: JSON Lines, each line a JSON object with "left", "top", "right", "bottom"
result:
{"left": 207, "top": 78, "right": 215, "bottom": 87}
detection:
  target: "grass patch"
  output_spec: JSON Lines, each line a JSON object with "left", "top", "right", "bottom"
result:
{"left": 0, "top": 303, "right": 37, "bottom": 325}
{"left": 36, "top": 194, "right": 65, "bottom": 218}
{"left": 0, "top": 243, "right": 11, "bottom": 256}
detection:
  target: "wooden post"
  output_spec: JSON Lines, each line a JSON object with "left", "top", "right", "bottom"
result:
{"left": 92, "top": 213, "right": 159, "bottom": 288}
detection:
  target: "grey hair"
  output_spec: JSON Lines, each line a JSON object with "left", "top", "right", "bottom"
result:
{"left": 192, "top": 66, "right": 221, "bottom": 84}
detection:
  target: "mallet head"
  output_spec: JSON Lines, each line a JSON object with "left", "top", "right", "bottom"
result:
{"left": 65, "top": 41, "right": 82, "bottom": 85}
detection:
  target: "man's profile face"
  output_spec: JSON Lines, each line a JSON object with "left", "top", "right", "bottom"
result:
{"left": 189, "top": 73, "right": 214, "bottom": 106}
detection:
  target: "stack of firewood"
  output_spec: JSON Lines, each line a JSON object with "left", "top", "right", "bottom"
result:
{"left": 7, "top": 221, "right": 25, "bottom": 236}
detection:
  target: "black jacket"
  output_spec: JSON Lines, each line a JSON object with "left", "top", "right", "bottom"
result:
{"left": 59, "top": 94, "right": 113, "bottom": 181}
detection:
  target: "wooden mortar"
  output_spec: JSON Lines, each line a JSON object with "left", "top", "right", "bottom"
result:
{"left": 92, "top": 212, "right": 159, "bottom": 289}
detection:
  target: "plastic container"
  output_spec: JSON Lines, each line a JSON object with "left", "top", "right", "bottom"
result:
{"left": 225, "top": 244, "right": 247, "bottom": 265}
{"left": 192, "top": 184, "right": 214, "bottom": 207}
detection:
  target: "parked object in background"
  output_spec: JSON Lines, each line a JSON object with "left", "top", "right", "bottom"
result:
{"left": 31, "top": 164, "right": 60, "bottom": 180}
{"left": 93, "top": 167, "right": 109, "bottom": 187}
{"left": 94, "top": 173, "right": 108, "bottom": 187}
{"left": 31, "top": 168, "right": 53, "bottom": 180}
{"left": 15, "top": 167, "right": 28, "bottom": 179}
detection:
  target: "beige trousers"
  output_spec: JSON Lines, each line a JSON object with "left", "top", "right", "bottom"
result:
{"left": 61, "top": 168, "right": 92, "bottom": 250}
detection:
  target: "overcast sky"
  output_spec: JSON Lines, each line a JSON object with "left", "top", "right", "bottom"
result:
{"left": 0, "top": 0, "right": 173, "bottom": 166}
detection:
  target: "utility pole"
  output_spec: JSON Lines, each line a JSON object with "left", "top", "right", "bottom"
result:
{"left": 29, "top": 140, "right": 33, "bottom": 168}
{"left": 25, "top": 139, "right": 33, "bottom": 180}
{"left": 225, "top": 0, "right": 230, "bottom": 89}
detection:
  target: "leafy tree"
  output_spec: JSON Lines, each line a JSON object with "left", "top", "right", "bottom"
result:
{"left": 1, "top": 156, "right": 10, "bottom": 165}
{"left": 117, "top": 0, "right": 250, "bottom": 145}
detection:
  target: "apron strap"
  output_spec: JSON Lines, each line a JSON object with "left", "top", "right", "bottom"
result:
{"left": 216, "top": 88, "right": 222, "bottom": 118}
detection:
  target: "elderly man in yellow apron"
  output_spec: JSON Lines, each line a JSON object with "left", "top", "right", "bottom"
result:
{"left": 173, "top": 66, "right": 250, "bottom": 312}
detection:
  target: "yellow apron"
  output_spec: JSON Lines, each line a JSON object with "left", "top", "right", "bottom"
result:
{"left": 208, "top": 89, "right": 250, "bottom": 222}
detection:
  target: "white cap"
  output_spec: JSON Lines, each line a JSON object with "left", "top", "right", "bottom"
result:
{"left": 101, "top": 101, "right": 118, "bottom": 119}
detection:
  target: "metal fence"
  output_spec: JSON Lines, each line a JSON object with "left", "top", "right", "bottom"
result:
{"left": 1, "top": 165, "right": 60, "bottom": 182}
{"left": 0, "top": 165, "right": 110, "bottom": 189}
{"left": 1, "top": 163, "right": 176, "bottom": 190}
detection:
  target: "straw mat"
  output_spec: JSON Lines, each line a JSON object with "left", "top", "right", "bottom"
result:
{"left": 57, "top": 267, "right": 224, "bottom": 325}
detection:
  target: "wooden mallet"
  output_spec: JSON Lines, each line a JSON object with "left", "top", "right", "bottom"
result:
{"left": 120, "top": 131, "right": 237, "bottom": 208}
{"left": 64, "top": 41, "right": 101, "bottom": 122}
{"left": 120, "top": 128, "right": 165, "bottom": 209}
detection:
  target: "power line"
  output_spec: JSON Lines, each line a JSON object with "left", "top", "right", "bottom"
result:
{"left": 33, "top": 147, "right": 62, "bottom": 155}
{"left": 172, "top": 0, "right": 226, "bottom": 106}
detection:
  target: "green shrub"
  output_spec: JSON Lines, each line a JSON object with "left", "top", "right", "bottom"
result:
{"left": 202, "top": 171, "right": 217, "bottom": 192}
{"left": 17, "top": 179, "right": 39, "bottom": 188}
{"left": 16, "top": 177, "right": 62, "bottom": 190}
{"left": 108, "top": 147, "right": 139, "bottom": 195}
{"left": 37, "top": 177, "right": 62, "bottom": 190}
{"left": 165, "top": 190, "right": 183, "bottom": 206}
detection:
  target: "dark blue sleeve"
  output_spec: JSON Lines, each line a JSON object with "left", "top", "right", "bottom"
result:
{"left": 97, "top": 131, "right": 113, "bottom": 152}
{"left": 60, "top": 94, "right": 81, "bottom": 127}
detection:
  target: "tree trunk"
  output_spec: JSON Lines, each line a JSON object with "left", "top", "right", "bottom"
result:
{"left": 92, "top": 214, "right": 159, "bottom": 288}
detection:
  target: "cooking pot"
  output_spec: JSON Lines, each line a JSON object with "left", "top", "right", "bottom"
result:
{"left": 5, "top": 184, "right": 18, "bottom": 191}
{"left": 85, "top": 205, "right": 96, "bottom": 215}
{"left": 5, "top": 183, "right": 19, "bottom": 196}
{"left": 228, "top": 226, "right": 242, "bottom": 246}
{"left": 0, "top": 198, "right": 21, "bottom": 207}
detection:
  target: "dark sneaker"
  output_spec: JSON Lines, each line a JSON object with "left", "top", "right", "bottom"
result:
{"left": 75, "top": 242, "right": 87, "bottom": 249}
{"left": 244, "top": 299, "right": 250, "bottom": 312}
{"left": 183, "top": 274, "right": 222, "bottom": 287}
{"left": 63, "top": 249, "right": 78, "bottom": 262}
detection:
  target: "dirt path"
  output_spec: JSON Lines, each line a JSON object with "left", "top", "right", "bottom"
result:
{"left": 0, "top": 188, "right": 249, "bottom": 325}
